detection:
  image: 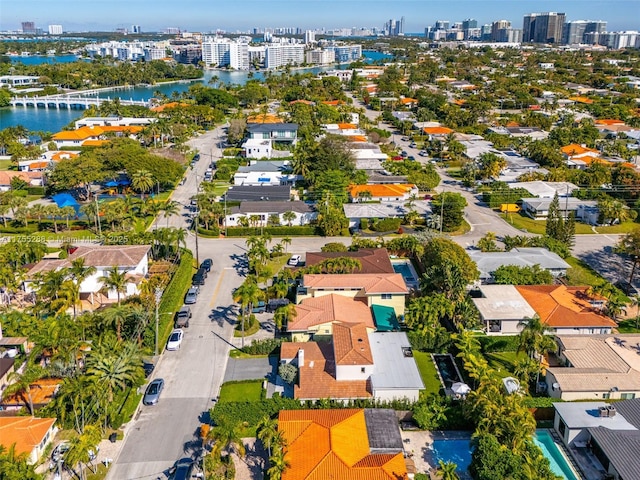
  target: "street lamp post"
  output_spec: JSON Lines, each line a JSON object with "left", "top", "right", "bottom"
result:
{"left": 154, "top": 287, "right": 163, "bottom": 356}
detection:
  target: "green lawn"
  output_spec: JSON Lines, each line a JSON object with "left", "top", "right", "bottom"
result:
{"left": 0, "top": 160, "right": 12, "bottom": 170}
{"left": 202, "top": 181, "right": 230, "bottom": 197}
{"left": 218, "top": 380, "right": 263, "bottom": 403}
{"left": 564, "top": 256, "right": 607, "bottom": 287}
{"left": 616, "top": 318, "right": 640, "bottom": 334}
{"left": 449, "top": 219, "right": 471, "bottom": 236}
{"left": 500, "top": 213, "right": 594, "bottom": 235}
{"left": 485, "top": 351, "right": 526, "bottom": 379}
{"left": 265, "top": 253, "right": 292, "bottom": 275}
{"left": 413, "top": 351, "right": 442, "bottom": 395}
{"left": 596, "top": 221, "right": 639, "bottom": 234}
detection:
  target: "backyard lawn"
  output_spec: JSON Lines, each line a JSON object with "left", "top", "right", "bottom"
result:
{"left": 0, "top": 160, "right": 12, "bottom": 170}
{"left": 218, "top": 380, "right": 263, "bottom": 403}
{"left": 616, "top": 318, "right": 640, "bottom": 334}
{"left": 596, "top": 221, "right": 639, "bottom": 234}
{"left": 413, "top": 351, "right": 442, "bottom": 395}
{"left": 500, "top": 213, "right": 594, "bottom": 235}
{"left": 265, "top": 253, "right": 292, "bottom": 275}
{"left": 485, "top": 351, "right": 527, "bottom": 379}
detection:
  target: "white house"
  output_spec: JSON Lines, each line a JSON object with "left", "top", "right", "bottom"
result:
{"left": 521, "top": 197, "right": 597, "bottom": 219}
{"left": 74, "top": 116, "right": 155, "bottom": 129}
{"left": 225, "top": 201, "right": 316, "bottom": 227}
{"left": 24, "top": 245, "right": 151, "bottom": 306}
{"left": 233, "top": 160, "right": 300, "bottom": 186}
{"left": 241, "top": 138, "right": 272, "bottom": 159}
{"left": 472, "top": 285, "right": 536, "bottom": 335}
{"left": 469, "top": 247, "right": 570, "bottom": 282}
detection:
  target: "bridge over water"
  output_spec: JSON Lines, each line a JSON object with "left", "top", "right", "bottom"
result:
{"left": 10, "top": 94, "right": 150, "bottom": 109}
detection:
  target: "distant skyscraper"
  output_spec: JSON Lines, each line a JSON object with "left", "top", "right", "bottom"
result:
{"left": 165, "top": 27, "right": 180, "bottom": 35}
{"left": 435, "top": 20, "right": 449, "bottom": 30}
{"left": 523, "top": 12, "right": 566, "bottom": 43}
{"left": 562, "top": 21, "right": 605, "bottom": 44}
{"left": 21, "top": 21, "right": 36, "bottom": 34}
{"left": 304, "top": 30, "right": 315, "bottom": 44}
{"left": 48, "top": 25, "right": 63, "bottom": 35}
{"left": 385, "top": 17, "right": 404, "bottom": 36}
{"left": 462, "top": 19, "right": 478, "bottom": 30}
{"left": 491, "top": 20, "right": 511, "bottom": 42}
{"left": 131, "top": 25, "right": 141, "bottom": 34}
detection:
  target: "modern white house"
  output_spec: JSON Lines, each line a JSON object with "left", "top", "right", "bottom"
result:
{"left": 74, "top": 116, "right": 155, "bottom": 128}
{"left": 232, "top": 160, "right": 300, "bottom": 186}
{"left": 24, "top": 245, "right": 151, "bottom": 306}
{"left": 469, "top": 247, "right": 571, "bottom": 282}
{"left": 224, "top": 201, "right": 316, "bottom": 227}
{"left": 520, "top": 197, "right": 598, "bottom": 219}
{"left": 343, "top": 201, "right": 432, "bottom": 230}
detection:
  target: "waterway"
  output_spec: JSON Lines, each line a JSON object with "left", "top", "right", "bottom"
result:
{"left": 1, "top": 50, "right": 392, "bottom": 132}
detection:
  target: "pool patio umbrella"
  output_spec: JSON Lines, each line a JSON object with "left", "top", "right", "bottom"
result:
{"left": 451, "top": 382, "right": 471, "bottom": 395}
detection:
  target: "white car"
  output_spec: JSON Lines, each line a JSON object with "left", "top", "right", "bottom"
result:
{"left": 166, "top": 329, "right": 184, "bottom": 351}
{"left": 288, "top": 254, "right": 301, "bottom": 266}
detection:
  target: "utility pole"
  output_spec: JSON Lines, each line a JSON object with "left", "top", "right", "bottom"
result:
{"left": 440, "top": 188, "right": 445, "bottom": 234}
{"left": 154, "top": 287, "right": 163, "bottom": 356}
{"left": 95, "top": 193, "right": 102, "bottom": 236}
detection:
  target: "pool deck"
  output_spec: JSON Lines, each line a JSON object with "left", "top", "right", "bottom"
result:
{"left": 400, "top": 430, "right": 473, "bottom": 479}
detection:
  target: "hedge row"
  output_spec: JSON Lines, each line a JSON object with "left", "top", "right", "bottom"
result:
{"left": 0, "top": 225, "right": 38, "bottom": 234}
{"left": 224, "top": 226, "right": 317, "bottom": 237}
{"left": 27, "top": 186, "right": 45, "bottom": 196}
{"left": 197, "top": 226, "right": 220, "bottom": 237}
{"left": 241, "top": 338, "right": 284, "bottom": 355}
{"left": 482, "top": 188, "right": 533, "bottom": 208}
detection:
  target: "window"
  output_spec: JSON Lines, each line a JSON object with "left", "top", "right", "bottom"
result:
{"left": 361, "top": 367, "right": 366, "bottom": 373}
{"left": 602, "top": 392, "right": 611, "bottom": 400}
{"left": 381, "top": 294, "right": 392, "bottom": 300}
{"left": 621, "top": 393, "right": 636, "bottom": 400}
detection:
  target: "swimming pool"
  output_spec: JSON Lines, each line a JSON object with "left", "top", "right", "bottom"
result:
{"left": 432, "top": 354, "right": 464, "bottom": 388}
{"left": 533, "top": 430, "right": 579, "bottom": 480}
{"left": 430, "top": 431, "right": 579, "bottom": 480}
{"left": 391, "top": 259, "right": 418, "bottom": 287}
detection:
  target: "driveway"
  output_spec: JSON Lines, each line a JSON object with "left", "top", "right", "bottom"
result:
{"left": 223, "top": 357, "right": 275, "bottom": 382}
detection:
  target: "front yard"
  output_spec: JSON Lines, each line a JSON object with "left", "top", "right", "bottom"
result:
{"left": 219, "top": 380, "right": 264, "bottom": 403}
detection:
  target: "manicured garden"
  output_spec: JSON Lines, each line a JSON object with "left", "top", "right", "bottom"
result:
{"left": 219, "top": 380, "right": 264, "bottom": 403}
{"left": 413, "top": 351, "right": 442, "bottom": 395}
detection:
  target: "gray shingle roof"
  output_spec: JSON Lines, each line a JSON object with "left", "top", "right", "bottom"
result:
{"left": 469, "top": 247, "right": 570, "bottom": 280}
{"left": 615, "top": 398, "right": 640, "bottom": 429}
{"left": 364, "top": 408, "right": 404, "bottom": 453}
{"left": 588, "top": 427, "right": 640, "bottom": 480}
{"left": 246, "top": 123, "right": 298, "bottom": 134}
{"left": 224, "top": 185, "right": 291, "bottom": 202}
{"left": 232, "top": 201, "right": 314, "bottom": 215}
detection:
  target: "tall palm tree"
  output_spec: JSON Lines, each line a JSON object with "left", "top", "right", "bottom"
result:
{"left": 518, "top": 315, "right": 556, "bottom": 384}
{"left": 131, "top": 170, "right": 155, "bottom": 200}
{"left": 2, "top": 360, "right": 46, "bottom": 415}
{"left": 273, "top": 304, "right": 297, "bottom": 331}
{"left": 100, "top": 266, "right": 128, "bottom": 305}
{"left": 86, "top": 345, "right": 142, "bottom": 403}
{"left": 69, "top": 258, "right": 97, "bottom": 308}
{"left": 100, "top": 304, "right": 132, "bottom": 342}
{"left": 282, "top": 211, "right": 296, "bottom": 227}
{"left": 57, "top": 280, "right": 81, "bottom": 319}
{"left": 232, "top": 277, "right": 265, "bottom": 348}
{"left": 45, "top": 204, "right": 62, "bottom": 233}
{"left": 29, "top": 203, "right": 47, "bottom": 228}
{"left": 63, "top": 424, "right": 102, "bottom": 480}
{"left": 256, "top": 416, "right": 278, "bottom": 457}
{"left": 206, "top": 418, "right": 246, "bottom": 461}
{"left": 161, "top": 200, "right": 181, "bottom": 228}
{"left": 267, "top": 446, "right": 290, "bottom": 480}
{"left": 60, "top": 205, "right": 76, "bottom": 230}
{"left": 280, "top": 237, "right": 292, "bottom": 253}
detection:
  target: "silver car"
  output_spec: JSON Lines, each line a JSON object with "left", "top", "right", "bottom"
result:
{"left": 143, "top": 378, "right": 164, "bottom": 405}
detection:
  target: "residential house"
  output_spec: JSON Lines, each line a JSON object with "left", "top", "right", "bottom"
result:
{"left": 24, "top": 245, "right": 151, "bottom": 306}
{"left": 472, "top": 285, "right": 538, "bottom": 335}
{"left": 75, "top": 116, "right": 155, "bottom": 128}
{"left": 561, "top": 144, "right": 601, "bottom": 168}
{"left": 18, "top": 151, "right": 77, "bottom": 172}
{"left": 422, "top": 126, "right": 454, "bottom": 140}
{"left": 305, "top": 248, "right": 395, "bottom": 275}
{"left": 546, "top": 335, "right": 640, "bottom": 402}
{"left": 287, "top": 294, "right": 375, "bottom": 341}
{"left": 553, "top": 399, "right": 640, "bottom": 480}
{"left": 0, "top": 357, "right": 14, "bottom": 394}
{"left": 1, "top": 378, "right": 62, "bottom": 411}
{"left": 225, "top": 201, "right": 316, "bottom": 227}
{"left": 297, "top": 273, "right": 408, "bottom": 317}
{"left": 51, "top": 125, "right": 143, "bottom": 148}
{"left": 508, "top": 181, "right": 578, "bottom": 198}
{"left": 521, "top": 198, "right": 597, "bottom": 219}
{"left": 232, "top": 160, "right": 300, "bottom": 186}
{"left": 343, "top": 201, "right": 431, "bottom": 230}
{"left": 245, "top": 123, "right": 298, "bottom": 142}
{"left": 516, "top": 285, "right": 616, "bottom": 335}
{"left": 469, "top": 247, "right": 570, "bottom": 282}
{"left": 280, "top": 327, "right": 424, "bottom": 402}
{"left": 348, "top": 142, "right": 389, "bottom": 171}
{"left": 241, "top": 138, "right": 272, "bottom": 159}
{"left": 277, "top": 408, "right": 409, "bottom": 480}
{"left": 224, "top": 185, "right": 291, "bottom": 202}
{"left": 0, "top": 417, "right": 58, "bottom": 464}
{"left": 0, "top": 171, "right": 44, "bottom": 191}
{"left": 348, "top": 184, "right": 418, "bottom": 203}
{"left": 488, "top": 126, "right": 549, "bottom": 140}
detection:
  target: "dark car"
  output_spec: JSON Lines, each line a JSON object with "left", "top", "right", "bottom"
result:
{"left": 143, "top": 378, "right": 164, "bottom": 405}
{"left": 200, "top": 258, "right": 213, "bottom": 272}
{"left": 192, "top": 153, "right": 200, "bottom": 161}
{"left": 175, "top": 306, "right": 192, "bottom": 328}
{"left": 169, "top": 458, "right": 195, "bottom": 480}
{"left": 142, "top": 361, "right": 155, "bottom": 377}
{"left": 197, "top": 266, "right": 208, "bottom": 279}
{"left": 192, "top": 272, "right": 205, "bottom": 286}
{"left": 251, "top": 301, "right": 266, "bottom": 314}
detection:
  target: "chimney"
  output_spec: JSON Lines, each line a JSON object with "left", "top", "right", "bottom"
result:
{"left": 298, "top": 348, "right": 304, "bottom": 367}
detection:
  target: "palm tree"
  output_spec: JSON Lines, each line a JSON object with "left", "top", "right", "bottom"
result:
{"left": 518, "top": 315, "right": 556, "bottom": 384}
{"left": 86, "top": 345, "right": 142, "bottom": 403}
{"left": 161, "top": 200, "right": 181, "bottom": 228}
{"left": 256, "top": 416, "right": 278, "bottom": 457}
{"left": 2, "top": 360, "right": 46, "bottom": 415}
{"left": 206, "top": 418, "right": 246, "bottom": 461}
{"left": 282, "top": 210, "right": 297, "bottom": 227}
{"left": 232, "top": 277, "right": 265, "bottom": 348}
{"left": 36, "top": 268, "right": 69, "bottom": 302}
{"left": 69, "top": 258, "right": 97, "bottom": 308}
{"left": 57, "top": 280, "right": 82, "bottom": 319}
{"left": 273, "top": 304, "right": 297, "bottom": 331}
{"left": 267, "top": 446, "right": 290, "bottom": 480}
{"left": 45, "top": 204, "right": 62, "bottom": 233}
{"left": 131, "top": 170, "right": 155, "bottom": 199}
{"left": 29, "top": 203, "right": 47, "bottom": 228}
{"left": 100, "top": 266, "right": 128, "bottom": 304}
{"left": 437, "top": 460, "right": 459, "bottom": 480}
{"left": 100, "top": 304, "right": 132, "bottom": 342}
{"left": 631, "top": 294, "right": 640, "bottom": 329}
{"left": 63, "top": 424, "right": 102, "bottom": 480}
{"left": 281, "top": 237, "right": 292, "bottom": 253}
{"left": 61, "top": 205, "right": 76, "bottom": 230}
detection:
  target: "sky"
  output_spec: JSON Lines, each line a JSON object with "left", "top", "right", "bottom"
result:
{"left": 2, "top": 0, "right": 638, "bottom": 33}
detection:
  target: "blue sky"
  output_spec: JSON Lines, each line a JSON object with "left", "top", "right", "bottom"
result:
{"left": 2, "top": 0, "right": 637, "bottom": 33}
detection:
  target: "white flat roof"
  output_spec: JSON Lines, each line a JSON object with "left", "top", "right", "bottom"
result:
{"left": 472, "top": 285, "right": 536, "bottom": 320}
{"left": 368, "top": 332, "right": 424, "bottom": 390}
{"left": 555, "top": 402, "right": 638, "bottom": 430}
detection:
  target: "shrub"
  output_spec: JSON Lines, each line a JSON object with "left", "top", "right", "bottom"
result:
{"left": 478, "top": 335, "right": 520, "bottom": 353}
{"left": 241, "top": 338, "right": 283, "bottom": 355}
{"left": 278, "top": 363, "right": 297, "bottom": 384}
{"left": 197, "top": 225, "right": 220, "bottom": 237}
{"left": 371, "top": 217, "right": 402, "bottom": 232}
{"left": 26, "top": 186, "right": 45, "bottom": 196}
{"left": 12, "top": 190, "right": 28, "bottom": 197}
{"left": 225, "top": 226, "right": 317, "bottom": 237}
{"left": 0, "top": 225, "right": 38, "bottom": 234}
{"left": 321, "top": 242, "right": 348, "bottom": 252}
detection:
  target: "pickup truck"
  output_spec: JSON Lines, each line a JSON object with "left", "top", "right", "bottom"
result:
{"left": 175, "top": 306, "right": 192, "bottom": 328}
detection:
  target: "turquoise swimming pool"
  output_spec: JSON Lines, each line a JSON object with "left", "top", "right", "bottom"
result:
{"left": 430, "top": 430, "right": 579, "bottom": 480}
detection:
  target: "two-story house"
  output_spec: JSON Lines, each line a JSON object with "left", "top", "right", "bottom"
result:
{"left": 242, "top": 123, "right": 298, "bottom": 159}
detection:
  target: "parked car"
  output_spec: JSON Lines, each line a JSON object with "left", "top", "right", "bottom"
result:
{"left": 184, "top": 287, "right": 199, "bottom": 305}
{"left": 407, "top": 156, "right": 416, "bottom": 161}
{"left": 166, "top": 329, "right": 184, "bottom": 351}
{"left": 192, "top": 272, "right": 205, "bottom": 286}
{"left": 193, "top": 154, "right": 200, "bottom": 161}
{"left": 169, "top": 458, "right": 195, "bottom": 480}
{"left": 52, "top": 442, "right": 98, "bottom": 465}
{"left": 197, "top": 266, "right": 208, "bottom": 279}
{"left": 200, "top": 258, "right": 213, "bottom": 272}
{"left": 288, "top": 254, "right": 302, "bottom": 266}
{"left": 267, "top": 298, "right": 290, "bottom": 312}
{"left": 401, "top": 151, "right": 408, "bottom": 157}
{"left": 143, "top": 378, "right": 164, "bottom": 405}
{"left": 252, "top": 301, "right": 266, "bottom": 314}
{"left": 418, "top": 150, "right": 428, "bottom": 156}
{"left": 175, "top": 306, "right": 192, "bottom": 328}
{"left": 142, "top": 361, "right": 155, "bottom": 377}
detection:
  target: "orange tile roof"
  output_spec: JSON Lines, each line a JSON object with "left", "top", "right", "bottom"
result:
{"left": 333, "top": 322, "right": 374, "bottom": 366}
{"left": 289, "top": 295, "right": 374, "bottom": 332}
{"left": 289, "top": 99, "right": 315, "bottom": 105}
{"left": 595, "top": 119, "right": 625, "bottom": 125}
{"left": 52, "top": 125, "right": 104, "bottom": 140}
{"left": 81, "top": 140, "right": 108, "bottom": 146}
{"left": 515, "top": 285, "right": 617, "bottom": 329}
{"left": 303, "top": 273, "right": 408, "bottom": 295}
{"left": 322, "top": 100, "right": 346, "bottom": 106}
{"left": 452, "top": 99, "right": 466, "bottom": 106}
{"left": 569, "top": 96, "right": 594, "bottom": 104}
{"left": 26, "top": 161, "right": 50, "bottom": 170}
{"left": 349, "top": 135, "right": 368, "bottom": 142}
{"left": 0, "top": 171, "right": 40, "bottom": 185}
{"left": 150, "top": 101, "right": 189, "bottom": 112}
{"left": 1, "top": 378, "right": 61, "bottom": 407}
{"left": 400, "top": 98, "right": 417, "bottom": 105}
{"left": 247, "top": 113, "right": 284, "bottom": 123}
{"left": 561, "top": 143, "right": 600, "bottom": 157}
{"left": 423, "top": 126, "right": 454, "bottom": 135}
{"left": 51, "top": 151, "right": 78, "bottom": 161}
{"left": 365, "top": 86, "right": 377, "bottom": 92}
{"left": 338, "top": 123, "right": 358, "bottom": 129}
{"left": 349, "top": 184, "right": 416, "bottom": 199}
{"left": 100, "top": 125, "right": 144, "bottom": 134}
{"left": 281, "top": 342, "right": 372, "bottom": 400}
{"left": 0, "top": 417, "right": 56, "bottom": 457}
{"left": 279, "top": 409, "right": 407, "bottom": 480}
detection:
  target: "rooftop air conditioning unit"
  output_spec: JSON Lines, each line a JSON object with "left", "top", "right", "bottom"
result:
{"left": 606, "top": 405, "right": 617, "bottom": 417}
{"left": 599, "top": 406, "right": 609, "bottom": 417}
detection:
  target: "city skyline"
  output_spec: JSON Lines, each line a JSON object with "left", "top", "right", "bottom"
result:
{"left": 1, "top": 0, "right": 638, "bottom": 34}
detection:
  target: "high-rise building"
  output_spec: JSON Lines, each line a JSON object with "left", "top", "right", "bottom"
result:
{"left": 462, "top": 19, "right": 478, "bottom": 30}
{"left": 131, "top": 25, "right": 141, "bottom": 34}
{"left": 48, "top": 25, "right": 63, "bottom": 35}
{"left": 165, "top": 27, "right": 180, "bottom": 35}
{"left": 202, "top": 37, "right": 250, "bottom": 69}
{"left": 562, "top": 20, "right": 606, "bottom": 44}
{"left": 384, "top": 17, "right": 404, "bottom": 36}
{"left": 304, "top": 30, "right": 316, "bottom": 44}
{"left": 491, "top": 20, "right": 511, "bottom": 41}
{"left": 306, "top": 48, "right": 335, "bottom": 65}
{"left": 435, "top": 20, "right": 449, "bottom": 30}
{"left": 21, "top": 21, "right": 36, "bottom": 34}
{"left": 523, "top": 12, "right": 566, "bottom": 43}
